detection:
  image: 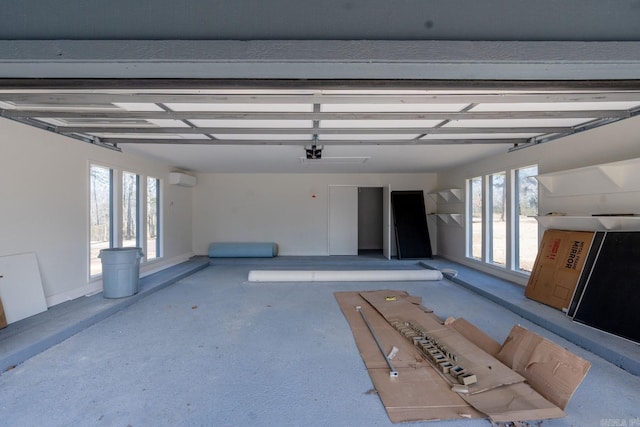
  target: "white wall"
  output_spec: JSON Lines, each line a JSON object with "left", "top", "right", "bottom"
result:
{"left": 435, "top": 115, "right": 640, "bottom": 283}
{"left": 192, "top": 173, "right": 437, "bottom": 256}
{"left": 0, "top": 118, "right": 194, "bottom": 306}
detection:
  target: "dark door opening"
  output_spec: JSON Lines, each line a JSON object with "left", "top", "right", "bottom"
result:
{"left": 358, "top": 187, "right": 383, "bottom": 256}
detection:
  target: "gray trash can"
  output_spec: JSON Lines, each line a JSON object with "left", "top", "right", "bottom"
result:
{"left": 99, "top": 247, "right": 144, "bottom": 298}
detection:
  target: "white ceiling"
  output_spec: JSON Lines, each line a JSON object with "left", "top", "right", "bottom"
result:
{"left": 1, "top": 84, "right": 640, "bottom": 173}
{"left": 122, "top": 143, "right": 510, "bottom": 173}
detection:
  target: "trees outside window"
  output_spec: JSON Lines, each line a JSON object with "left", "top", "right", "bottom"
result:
{"left": 89, "top": 165, "right": 113, "bottom": 276}
{"left": 490, "top": 172, "right": 506, "bottom": 266}
{"left": 467, "top": 165, "right": 538, "bottom": 275}
{"left": 147, "top": 177, "right": 160, "bottom": 260}
{"left": 90, "top": 167, "right": 162, "bottom": 278}
{"left": 122, "top": 172, "right": 139, "bottom": 248}
{"left": 516, "top": 165, "right": 539, "bottom": 272}
{"left": 469, "top": 176, "right": 483, "bottom": 260}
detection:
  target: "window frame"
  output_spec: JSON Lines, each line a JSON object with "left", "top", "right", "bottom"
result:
{"left": 89, "top": 163, "right": 115, "bottom": 278}
{"left": 467, "top": 175, "right": 484, "bottom": 260}
{"left": 122, "top": 171, "right": 141, "bottom": 249}
{"left": 488, "top": 171, "right": 508, "bottom": 268}
{"left": 145, "top": 176, "right": 162, "bottom": 261}
{"left": 514, "top": 165, "right": 539, "bottom": 273}
{"left": 466, "top": 164, "right": 538, "bottom": 276}
{"left": 89, "top": 164, "right": 163, "bottom": 280}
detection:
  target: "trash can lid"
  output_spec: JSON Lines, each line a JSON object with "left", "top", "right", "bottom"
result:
{"left": 100, "top": 247, "right": 142, "bottom": 252}
{"left": 98, "top": 247, "right": 144, "bottom": 257}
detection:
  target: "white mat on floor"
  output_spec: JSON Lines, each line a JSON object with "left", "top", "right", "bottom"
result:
{"left": 248, "top": 269, "right": 443, "bottom": 282}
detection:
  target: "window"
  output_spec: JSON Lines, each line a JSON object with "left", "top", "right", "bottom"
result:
{"left": 469, "top": 176, "right": 483, "bottom": 260}
{"left": 466, "top": 165, "right": 538, "bottom": 275}
{"left": 515, "top": 165, "right": 539, "bottom": 272}
{"left": 489, "top": 172, "right": 507, "bottom": 266}
{"left": 89, "top": 165, "right": 113, "bottom": 276}
{"left": 146, "top": 177, "right": 160, "bottom": 260}
{"left": 90, "top": 167, "right": 162, "bottom": 278}
{"left": 122, "top": 172, "right": 140, "bottom": 248}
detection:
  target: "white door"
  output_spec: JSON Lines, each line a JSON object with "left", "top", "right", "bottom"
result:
{"left": 382, "top": 185, "right": 392, "bottom": 259}
{"left": 328, "top": 186, "right": 358, "bottom": 255}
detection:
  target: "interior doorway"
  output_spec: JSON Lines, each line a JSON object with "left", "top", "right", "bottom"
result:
{"left": 358, "top": 187, "right": 384, "bottom": 255}
{"left": 328, "top": 185, "right": 391, "bottom": 258}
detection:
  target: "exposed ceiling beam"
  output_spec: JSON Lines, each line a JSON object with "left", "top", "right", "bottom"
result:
{"left": 2, "top": 41, "right": 640, "bottom": 80}
{"left": 1, "top": 78, "right": 640, "bottom": 91}
{"left": 2, "top": 78, "right": 639, "bottom": 158}
{"left": 1, "top": 110, "right": 629, "bottom": 120}
{"left": 4, "top": 92, "right": 640, "bottom": 104}
{"left": 56, "top": 126, "right": 567, "bottom": 134}
{"left": 101, "top": 138, "right": 528, "bottom": 145}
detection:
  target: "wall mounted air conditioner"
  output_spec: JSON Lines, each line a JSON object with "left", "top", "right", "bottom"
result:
{"left": 169, "top": 172, "right": 197, "bottom": 187}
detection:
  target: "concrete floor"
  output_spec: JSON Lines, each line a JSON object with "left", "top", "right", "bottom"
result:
{"left": 0, "top": 258, "right": 638, "bottom": 426}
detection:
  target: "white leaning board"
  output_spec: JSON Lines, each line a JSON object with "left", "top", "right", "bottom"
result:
{"left": 0, "top": 252, "right": 48, "bottom": 324}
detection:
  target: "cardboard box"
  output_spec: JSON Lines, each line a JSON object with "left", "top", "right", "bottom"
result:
{"left": 0, "top": 297, "right": 7, "bottom": 329}
{"left": 525, "top": 229, "right": 595, "bottom": 310}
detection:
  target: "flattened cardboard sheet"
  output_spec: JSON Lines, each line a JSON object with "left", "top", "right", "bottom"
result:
{"left": 336, "top": 290, "right": 577, "bottom": 424}
{"left": 497, "top": 325, "right": 591, "bottom": 410}
{"left": 359, "top": 290, "right": 525, "bottom": 394}
{"left": 334, "top": 291, "right": 484, "bottom": 422}
{"left": 463, "top": 382, "right": 566, "bottom": 422}
{"left": 449, "top": 317, "right": 502, "bottom": 357}
{"left": 337, "top": 292, "right": 426, "bottom": 370}
{"left": 370, "top": 367, "right": 482, "bottom": 423}
{"left": 359, "top": 290, "right": 447, "bottom": 331}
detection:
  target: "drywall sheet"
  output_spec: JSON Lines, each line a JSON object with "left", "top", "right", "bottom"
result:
{"left": 390, "top": 191, "right": 432, "bottom": 259}
{"left": 497, "top": 325, "right": 591, "bottom": 410}
{"left": 525, "top": 230, "right": 595, "bottom": 310}
{"left": 0, "top": 252, "right": 47, "bottom": 324}
{"left": 572, "top": 231, "right": 640, "bottom": 343}
{"left": 334, "top": 291, "right": 484, "bottom": 423}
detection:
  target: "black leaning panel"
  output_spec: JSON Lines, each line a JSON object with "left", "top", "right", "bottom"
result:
{"left": 573, "top": 231, "right": 640, "bottom": 343}
{"left": 568, "top": 231, "right": 605, "bottom": 317}
{"left": 390, "top": 191, "right": 432, "bottom": 259}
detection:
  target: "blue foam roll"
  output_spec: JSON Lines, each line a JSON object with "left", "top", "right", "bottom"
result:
{"left": 208, "top": 242, "right": 278, "bottom": 258}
